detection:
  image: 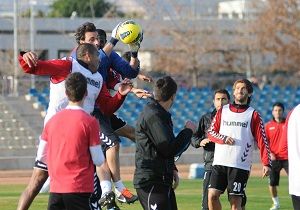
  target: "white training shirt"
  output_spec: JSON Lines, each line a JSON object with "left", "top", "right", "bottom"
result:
{"left": 213, "top": 104, "right": 255, "bottom": 171}
{"left": 44, "top": 58, "right": 103, "bottom": 125}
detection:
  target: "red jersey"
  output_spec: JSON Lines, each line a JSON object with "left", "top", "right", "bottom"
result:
{"left": 208, "top": 104, "right": 271, "bottom": 167}
{"left": 41, "top": 106, "right": 100, "bottom": 193}
{"left": 265, "top": 119, "right": 287, "bottom": 160}
{"left": 106, "top": 68, "right": 122, "bottom": 90}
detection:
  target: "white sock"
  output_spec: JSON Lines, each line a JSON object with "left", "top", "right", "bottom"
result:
{"left": 100, "top": 180, "right": 112, "bottom": 197}
{"left": 272, "top": 196, "right": 279, "bottom": 205}
{"left": 114, "top": 180, "right": 126, "bottom": 193}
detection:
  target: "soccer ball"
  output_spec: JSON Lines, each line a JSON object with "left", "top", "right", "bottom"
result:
{"left": 118, "top": 20, "right": 142, "bottom": 44}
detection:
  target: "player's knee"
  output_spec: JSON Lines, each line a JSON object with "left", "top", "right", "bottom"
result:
{"left": 208, "top": 189, "right": 220, "bottom": 202}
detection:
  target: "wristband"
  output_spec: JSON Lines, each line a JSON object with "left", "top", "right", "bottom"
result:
{"left": 131, "top": 51, "right": 138, "bottom": 58}
{"left": 109, "top": 38, "right": 119, "bottom": 46}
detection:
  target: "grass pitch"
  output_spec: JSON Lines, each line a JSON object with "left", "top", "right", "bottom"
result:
{"left": 0, "top": 176, "right": 292, "bottom": 210}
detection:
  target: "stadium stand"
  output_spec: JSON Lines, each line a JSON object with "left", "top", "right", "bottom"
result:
{"left": 23, "top": 85, "right": 300, "bottom": 137}
{"left": 1, "top": 85, "right": 299, "bottom": 169}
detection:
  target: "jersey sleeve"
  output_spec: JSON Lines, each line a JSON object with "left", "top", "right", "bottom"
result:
{"left": 251, "top": 111, "right": 271, "bottom": 166}
{"left": 110, "top": 51, "right": 139, "bottom": 79}
{"left": 191, "top": 115, "right": 207, "bottom": 148}
{"left": 95, "top": 82, "right": 126, "bottom": 116}
{"left": 89, "top": 117, "right": 101, "bottom": 146}
{"left": 207, "top": 108, "right": 227, "bottom": 144}
{"left": 106, "top": 69, "right": 121, "bottom": 90}
{"left": 18, "top": 53, "right": 71, "bottom": 81}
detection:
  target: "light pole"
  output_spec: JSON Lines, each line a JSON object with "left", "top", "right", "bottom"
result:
{"left": 30, "top": 0, "right": 37, "bottom": 89}
{"left": 13, "top": 0, "right": 18, "bottom": 96}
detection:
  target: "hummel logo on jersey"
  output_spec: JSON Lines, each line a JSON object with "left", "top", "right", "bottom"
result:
{"left": 86, "top": 77, "right": 101, "bottom": 88}
{"left": 151, "top": 203, "right": 157, "bottom": 210}
{"left": 222, "top": 120, "right": 248, "bottom": 128}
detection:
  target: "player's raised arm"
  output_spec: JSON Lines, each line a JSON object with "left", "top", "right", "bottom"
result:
{"left": 19, "top": 51, "right": 72, "bottom": 77}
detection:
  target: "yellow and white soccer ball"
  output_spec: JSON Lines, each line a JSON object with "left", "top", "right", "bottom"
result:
{"left": 118, "top": 20, "right": 142, "bottom": 44}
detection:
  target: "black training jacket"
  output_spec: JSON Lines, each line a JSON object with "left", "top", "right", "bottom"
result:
{"left": 191, "top": 109, "right": 217, "bottom": 169}
{"left": 134, "top": 98, "right": 193, "bottom": 188}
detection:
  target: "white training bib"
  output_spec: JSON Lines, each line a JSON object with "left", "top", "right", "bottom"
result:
{"left": 213, "top": 104, "right": 255, "bottom": 171}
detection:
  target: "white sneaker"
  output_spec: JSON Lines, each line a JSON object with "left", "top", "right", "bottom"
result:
{"left": 270, "top": 204, "right": 280, "bottom": 210}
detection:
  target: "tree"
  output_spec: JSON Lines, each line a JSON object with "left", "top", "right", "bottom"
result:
{"left": 49, "top": 0, "right": 112, "bottom": 18}
{"left": 253, "top": 0, "right": 300, "bottom": 72}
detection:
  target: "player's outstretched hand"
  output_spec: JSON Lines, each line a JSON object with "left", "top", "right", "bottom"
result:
{"left": 118, "top": 78, "right": 133, "bottom": 95}
{"left": 262, "top": 165, "right": 271, "bottom": 178}
{"left": 137, "top": 74, "right": 153, "bottom": 82}
{"left": 185, "top": 120, "right": 197, "bottom": 133}
{"left": 131, "top": 88, "right": 152, "bottom": 99}
{"left": 224, "top": 136, "right": 235, "bottom": 145}
{"left": 23, "top": 51, "right": 38, "bottom": 68}
{"left": 128, "top": 41, "right": 141, "bottom": 53}
{"left": 111, "top": 22, "right": 121, "bottom": 40}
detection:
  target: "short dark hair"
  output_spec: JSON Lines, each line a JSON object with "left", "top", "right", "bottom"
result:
{"left": 96, "top": 29, "right": 106, "bottom": 40}
{"left": 65, "top": 72, "right": 87, "bottom": 102}
{"left": 233, "top": 79, "right": 253, "bottom": 94}
{"left": 273, "top": 102, "right": 285, "bottom": 111}
{"left": 76, "top": 43, "right": 99, "bottom": 61}
{"left": 154, "top": 76, "right": 177, "bottom": 102}
{"left": 121, "top": 51, "right": 131, "bottom": 62}
{"left": 75, "top": 22, "right": 97, "bottom": 44}
{"left": 214, "top": 89, "right": 230, "bottom": 101}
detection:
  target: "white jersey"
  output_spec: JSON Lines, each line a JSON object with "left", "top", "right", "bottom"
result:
{"left": 44, "top": 58, "right": 103, "bottom": 125}
{"left": 288, "top": 104, "right": 300, "bottom": 196}
{"left": 213, "top": 104, "right": 255, "bottom": 171}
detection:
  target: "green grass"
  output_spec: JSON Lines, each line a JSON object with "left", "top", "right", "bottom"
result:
{"left": 0, "top": 177, "right": 293, "bottom": 210}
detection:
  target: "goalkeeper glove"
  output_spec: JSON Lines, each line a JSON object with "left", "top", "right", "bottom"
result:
{"left": 109, "top": 23, "right": 121, "bottom": 46}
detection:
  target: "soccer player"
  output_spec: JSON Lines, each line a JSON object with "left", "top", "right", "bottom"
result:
{"left": 207, "top": 79, "right": 271, "bottom": 210}
{"left": 43, "top": 72, "right": 105, "bottom": 210}
{"left": 134, "top": 76, "right": 197, "bottom": 210}
{"left": 97, "top": 29, "right": 151, "bottom": 143}
{"left": 17, "top": 42, "right": 131, "bottom": 210}
{"left": 40, "top": 22, "right": 141, "bottom": 208}
{"left": 285, "top": 104, "right": 300, "bottom": 210}
{"left": 265, "top": 102, "right": 288, "bottom": 210}
{"left": 192, "top": 89, "right": 232, "bottom": 210}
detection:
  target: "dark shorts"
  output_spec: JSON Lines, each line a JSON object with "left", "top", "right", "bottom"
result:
{"left": 48, "top": 192, "right": 92, "bottom": 210}
{"left": 92, "top": 108, "right": 121, "bottom": 152}
{"left": 110, "top": 114, "right": 126, "bottom": 131}
{"left": 292, "top": 195, "right": 300, "bottom": 210}
{"left": 209, "top": 165, "right": 249, "bottom": 196}
{"left": 136, "top": 184, "right": 177, "bottom": 210}
{"left": 269, "top": 160, "right": 289, "bottom": 186}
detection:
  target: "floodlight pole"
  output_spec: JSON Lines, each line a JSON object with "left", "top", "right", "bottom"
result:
{"left": 13, "top": 0, "right": 18, "bottom": 96}
{"left": 30, "top": 0, "right": 36, "bottom": 89}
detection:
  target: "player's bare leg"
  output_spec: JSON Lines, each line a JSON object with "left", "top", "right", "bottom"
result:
{"left": 106, "top": 143, "right": 121, "bottom": 182}
{"left": 115, "top": 125, "right": 135, "bottom": 142}
{"left": 17, "top": 168, "right": 48, "bottom": 210}
{"left": 229, "top": 195, "right": 243, "bottom": 210}
{"left": 208, "top": 189, "right": 222, "bottom": 210}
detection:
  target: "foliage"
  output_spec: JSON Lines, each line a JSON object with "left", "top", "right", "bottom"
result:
{"left": 49, "top": 0, "right": 112, "bottom": 18}
{"left": 253, "top": 0, "right": 300, "bottom": 72}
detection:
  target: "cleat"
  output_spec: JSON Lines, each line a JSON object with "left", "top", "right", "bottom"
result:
{"left": 116, "top": 188, "right": 138, "bottom": 204}
{"left": 270, "top": 204, "right": 280, "bottom": 210}
{"left": 99, "top": 191, "right": 115, "bottom": 208}
{"left": 107, "top": 200, "right": 121, "bottom": 210}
